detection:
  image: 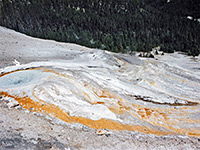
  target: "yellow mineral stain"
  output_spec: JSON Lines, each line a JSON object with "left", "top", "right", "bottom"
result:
{"left": 83, "top": 92, "right": 93, "bottom": 103}
{"left": 83, "top": 84, "right": 129, "bottom": 114}
{"left": 0, "top": 68, "right": 40, "bottom": 78}
{"left": 1, "top": 68, "right": 200, "bottom": 137}
{"left": 0, "top": 91, "right": 175, "bottom": 136}
{"left": 0, "top": 67, "right": 71, "bottom": 79}
{"left": 80, "top": 83, "right": 200, "bottom": 137}
{"left": 149, "top": 81, "right": 156, "bottom": 86}
{"left": 168, "top": 126, "right": 200, "bottom": 137}
{"left": 41, "top": 67, "right": 71, "bottom": 79}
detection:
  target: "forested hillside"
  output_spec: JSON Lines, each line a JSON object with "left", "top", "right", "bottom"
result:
{"left": 144, "top": 0, "right": 200, "bottom": 19}
{"left": 0, "top": 0, "right": 200, "bottom": 56}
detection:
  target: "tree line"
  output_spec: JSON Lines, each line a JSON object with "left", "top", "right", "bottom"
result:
{"left": 0, "top": 0, "right": 200, "bottom": 56}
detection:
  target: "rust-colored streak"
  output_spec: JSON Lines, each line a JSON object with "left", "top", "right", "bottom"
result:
{"left": 42, "top": 68, "right": 71, "bottom": 79}
{"left": 137, "top": 108, "right": 168, "bottom": 121}
{"left": 0, "top": 91, "right": 71, "bottom": 120}
{"left": 92, "top": 88, "right": 130, "bottom": 114}
{"left": 0, "top": 91, "right": 175, "bottom": 136}
{"left": 0, "top": 67, "right": 41, "bottom": 78}
{"left": 1, "top": 68, "right": 200, "bottom": 138}
{"left": 95, "top": 102, "right": 105, "bottom": 105}
{"left": 0, "top": 67, "right": 70, "bottom": 79}
{"left": 95, "top": 90, "right": 118, "bottom": 99}
{"left": 80, "top": 83, "right": 200, "bottom": 137}
{"left": 144, "top": 108, "right": 152, "bottom": 117}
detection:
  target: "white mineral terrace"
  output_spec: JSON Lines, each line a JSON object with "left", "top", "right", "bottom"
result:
{"left": 0, "top": 26, "right": 200, "bottom": 137}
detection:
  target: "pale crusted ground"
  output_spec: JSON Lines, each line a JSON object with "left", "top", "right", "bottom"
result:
{"left": 0, "top": 26, "right": 200, "bottom": 150}
{"left": 1, "top": 101, "right": 200, "bottom": 150}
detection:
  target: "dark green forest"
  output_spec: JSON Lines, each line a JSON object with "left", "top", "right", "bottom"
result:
{"left": 145, "top": 0, "right": 200, "bottom": 19}
{"left": 0, "top": 0, "right": 200, "bottom": 56}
